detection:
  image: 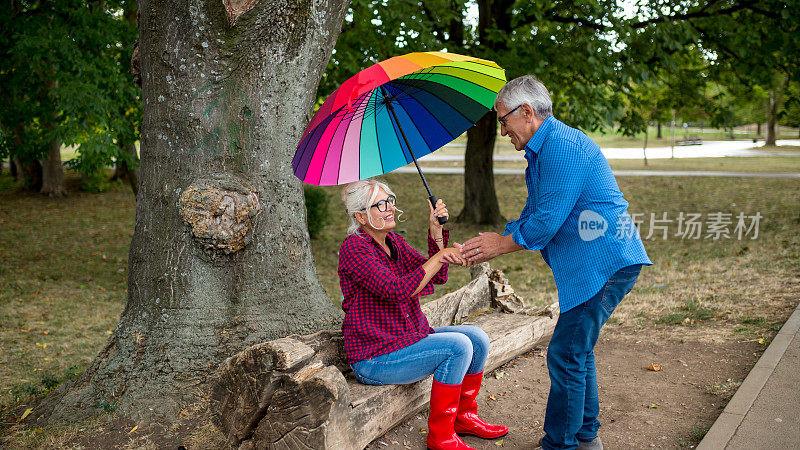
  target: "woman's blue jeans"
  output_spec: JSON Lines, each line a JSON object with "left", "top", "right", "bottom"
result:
{"left": 542, "top": 264, "right": 642, "bottom": 450}
{"left": 350, "top": 325, "right": 490, "bottom": 386}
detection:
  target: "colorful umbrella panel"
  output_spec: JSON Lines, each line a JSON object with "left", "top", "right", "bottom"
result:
{"left": 293, "top": 52, "right": 506, "bottom": 186}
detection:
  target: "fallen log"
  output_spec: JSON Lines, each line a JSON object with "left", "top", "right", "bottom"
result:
{"left": 209, "top": 263, "right": 560, "bottom": 449}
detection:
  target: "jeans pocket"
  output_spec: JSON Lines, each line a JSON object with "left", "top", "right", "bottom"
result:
{"left": 600, "top": 276, "right": 638, "bottom": 315}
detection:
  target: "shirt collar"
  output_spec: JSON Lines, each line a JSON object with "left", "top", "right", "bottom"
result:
{"left": 524, "top": 115, "right": 556, "bottom": 156}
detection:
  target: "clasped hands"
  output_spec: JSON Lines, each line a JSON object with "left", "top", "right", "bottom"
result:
{"left": 439, "top": 232, "right": 505, "bottom": 267}
{"left": 428, "top": 199, "right": 503, "bottom": 267}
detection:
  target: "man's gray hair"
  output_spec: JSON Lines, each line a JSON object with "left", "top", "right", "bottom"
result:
{"left": 494, "top": 75, "right": 553, "bottom": 119}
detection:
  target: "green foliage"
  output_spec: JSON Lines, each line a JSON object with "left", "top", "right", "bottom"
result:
{"left": 323, "top": 1, "right": 799, "bottom": 135}
{"left": 304, "top": 185, "right": 333, "bottom": 239}
{"left": 0, "top": 0, "right": 140, "bottom": 184}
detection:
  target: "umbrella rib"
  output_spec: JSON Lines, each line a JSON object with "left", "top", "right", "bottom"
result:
{"left": 384, "top": 86, "right": 438, "bottom": 159}
{"left": 371, "top": 89, "right": 385, "bottom": 177}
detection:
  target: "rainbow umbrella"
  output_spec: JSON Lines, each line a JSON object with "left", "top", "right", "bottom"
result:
{"left": 292, "top": 51, "right": 506, "bottom": 222}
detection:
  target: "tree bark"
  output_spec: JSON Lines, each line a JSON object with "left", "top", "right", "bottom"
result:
{"left": 17, "top": 158, "right": 42, "bottom": 191}
{"left": 112, "top": 142, "right": 140, "bottom": 196}
{"left": 765, "top": 74, "right": 789, "bottom": 147}
{"left": 642, "top": 128, "right": 648, "bottom": 166}
{"left": 458, "top": 0, "right": 514, "bottom": 225}
{"left": 657, "top": 121, "right": 662, "bottom": 139}
{"left": 457, "top": 112, "right": 505, "bottom": 225}
{"left": 39, "top": 77, "right": 67, "bottom": 197}
{"left": 40, "top": 139, "right": 67, "bottom": 197}
{"left": 34, "top": 0, "right": 349, "bottom": 425}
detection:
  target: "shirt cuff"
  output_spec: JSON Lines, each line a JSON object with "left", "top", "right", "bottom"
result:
{"left": 504, "top": 221, "right": 529, "bottom": 249}
{"left": 428, "top": 228, "right": 449, "bottom": 255}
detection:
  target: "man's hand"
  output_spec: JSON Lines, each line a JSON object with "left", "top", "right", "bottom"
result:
{"left": 460, "top": 232, "right": 510, "bottom": 265}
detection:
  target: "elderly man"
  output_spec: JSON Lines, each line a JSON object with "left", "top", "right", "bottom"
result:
{"left": 460, "top": 75, "right": 652, "bottom": 449}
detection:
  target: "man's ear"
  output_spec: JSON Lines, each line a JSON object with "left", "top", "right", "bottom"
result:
{"left": 521, "top": 103, "right": 534, "bottom": 121}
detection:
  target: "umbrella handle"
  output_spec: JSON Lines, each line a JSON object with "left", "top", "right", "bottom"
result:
{"left": 429, "top": 195, "right": 448, "bottom": 225}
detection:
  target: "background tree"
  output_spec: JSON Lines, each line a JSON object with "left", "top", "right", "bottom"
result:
{"left": 35, "top": 0, "right": 348, "bottom": 424}
{"left": 690, "top": 0, "right": 799, "bottom": 146}
{"left": 779, "top": 81, "right": 800, "bottom": 138}
{"left": 0, "top": 0, "right": 142, "bottom": 195}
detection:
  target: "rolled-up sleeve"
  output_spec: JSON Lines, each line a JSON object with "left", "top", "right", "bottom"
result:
{"left": 504, "top": 141, "right": 591, "bottom": 251}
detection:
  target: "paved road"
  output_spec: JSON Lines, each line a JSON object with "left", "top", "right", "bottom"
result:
{"left": 699, "top": 302, "right": 800, "bottom": 449}
{"left": 394, "top": 166, "right": 800, "bottom": 178}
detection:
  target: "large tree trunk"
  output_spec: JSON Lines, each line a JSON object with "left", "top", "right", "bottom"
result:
{"left": 457, "top": 112, "right": 504, "bottom": 225}
{"left": 40, "top": 139, "right": 66, "bottom": 197}
{"left": 34, "top": 0, "right": 349, "bottom": 425}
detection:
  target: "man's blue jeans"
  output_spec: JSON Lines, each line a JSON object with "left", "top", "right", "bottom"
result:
{"left": 542, "top": 264, "right": 642, "bottom": 450}
{"left": 350, "top": 325, "right": 490, "bottom": 386}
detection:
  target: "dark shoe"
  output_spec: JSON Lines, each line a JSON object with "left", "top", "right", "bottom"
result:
{"left": 453, "top": 372, "right": 509, "bottom": 439}
{"left": 427, "top": 380, "right": 476, "bottom": 450}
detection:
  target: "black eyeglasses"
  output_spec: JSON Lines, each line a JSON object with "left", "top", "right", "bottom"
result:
{"left": 498, "top": 105, "right": 521, "bottom": 127}
{"left": 365, "top": 195, "right": 396, "bottom": 212}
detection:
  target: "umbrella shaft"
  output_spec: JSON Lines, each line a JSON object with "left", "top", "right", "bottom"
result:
{"left": 380, "top": 86, "right": 434, "bottom": 198}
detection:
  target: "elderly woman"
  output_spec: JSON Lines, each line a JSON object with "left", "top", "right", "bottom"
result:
{"left": 338, "top": 179, "right": 508, "bottom": 450}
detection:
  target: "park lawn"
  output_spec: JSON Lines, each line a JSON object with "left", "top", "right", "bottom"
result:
{"left": 472, "top": 154, "right": 800, "bottom": 172}
{"left": 1, "top": 167, "right": 798, "bottom": 445}
{"left": 435, "top": 127, "right": 800, "bottom": 156}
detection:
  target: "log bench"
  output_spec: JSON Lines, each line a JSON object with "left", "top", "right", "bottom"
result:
{"left": 209, "top": 264, "right": 560, "bottom": 449}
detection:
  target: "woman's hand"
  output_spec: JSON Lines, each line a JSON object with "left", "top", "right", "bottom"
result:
{"left": 429, "top": 198, "right": 448, "bottom": 237}
{"left": 438, "top": 246, "right": 466, "bottom": 266}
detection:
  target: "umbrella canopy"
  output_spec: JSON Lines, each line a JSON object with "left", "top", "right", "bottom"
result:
{"left": 293, "top": 51, "right": 506, "bottom": 186}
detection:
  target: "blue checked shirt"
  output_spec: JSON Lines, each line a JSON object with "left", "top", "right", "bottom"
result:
{"left": 503, "top": 116, "right": 652, "bottom": 313}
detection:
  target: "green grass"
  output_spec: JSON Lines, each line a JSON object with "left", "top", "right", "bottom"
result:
{"left": 679, "top": 421, "right": 711, "bottom": 448}
{"left": 458, "top": 154, "right": 800, "bottom": 173}
{"left": 656, "top": 298, "right": 719, "bottom": 325}
{"left": 438, "top": 126, "right": 800, "bottom": 155}
{"left": 2, "top": 159, "right": 799, "bottom": 411}
{"left": 608, "top": 155, "right": 800, "bottom": 172}
{"left": 0, "top": 175, "right": 134, "bottom": 406}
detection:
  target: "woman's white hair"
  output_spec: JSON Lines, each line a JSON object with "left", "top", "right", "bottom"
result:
{"left": 495, "top": 75, "right": 553, "bottom": 119}
{"left": 341, "top": 179, "right": 403, "bottom": 235}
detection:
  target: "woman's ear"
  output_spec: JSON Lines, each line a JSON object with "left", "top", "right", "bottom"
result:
{"left": 355, "top": 212, "right": 367, "bottom": 226}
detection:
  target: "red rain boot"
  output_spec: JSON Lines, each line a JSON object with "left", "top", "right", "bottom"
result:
{"left": 427, "top": 380, "right": 476, "bottom": 450}
{"left": 454, "top": 372, "right": 509, "bottom": 439}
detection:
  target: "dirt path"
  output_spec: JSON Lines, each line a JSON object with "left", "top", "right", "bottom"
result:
{"left": 366, "top": 329, "right": 761, "bottom": 450}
